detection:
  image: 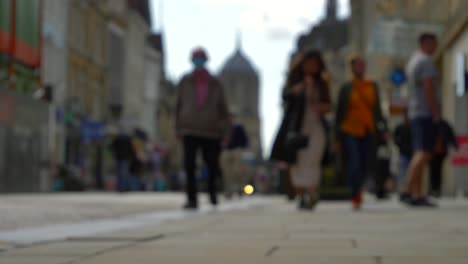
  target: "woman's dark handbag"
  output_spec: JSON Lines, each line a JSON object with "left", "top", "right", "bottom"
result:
{"left": 284, "top": 93, "right": 309, "bottom": 152}
{"left": 285, "top": 132, "right": 309, "bottom": 151}
{"left": 270, "top": 90, "right": 307, "bottom": 163}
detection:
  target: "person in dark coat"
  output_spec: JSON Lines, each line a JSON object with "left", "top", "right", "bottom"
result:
{"left": 271, "top": 50, "right": 331, "bottom": 210}
{"left": 430, "top": 119, "right": 458, "bottom": 197}
{"left": 175, "top": 47, "right": 230, "bottom": 210}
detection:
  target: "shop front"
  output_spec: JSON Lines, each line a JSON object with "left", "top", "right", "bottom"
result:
{"left": 439, "top": 14, "right": 468, "bottom": 196}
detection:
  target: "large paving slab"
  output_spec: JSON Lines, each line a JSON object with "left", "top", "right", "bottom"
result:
{"left": 0, "top": 256, "right": 74, "bottom": 264}
{"left": 0, "top": 196, "right": 468, "bottom": 263}
{"left": 1, "top": 241, "right": 130, "bottom": 257}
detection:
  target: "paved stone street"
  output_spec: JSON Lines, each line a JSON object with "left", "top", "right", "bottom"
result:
{"left": 0, "top": 193, "right": 191, "bottom": 231}
{"left": 1, "top": 194, "right": 468, "bottom": 263}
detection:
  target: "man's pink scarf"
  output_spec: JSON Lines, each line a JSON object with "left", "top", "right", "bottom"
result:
{"left": 193, "top": 69, "right": 210, "bottom": 108}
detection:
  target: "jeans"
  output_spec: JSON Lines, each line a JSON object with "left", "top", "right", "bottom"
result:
{"left": 343, "top": 134, "right": 372, "bottom": 199}
{"left": 398, "top": 154, "right": 411, "bottom": 192}
{"left": 116, "top": 160, "right": 130, "bottom": 191}
{"left": 183, "top": 136, "right": 221, "bottom": 205}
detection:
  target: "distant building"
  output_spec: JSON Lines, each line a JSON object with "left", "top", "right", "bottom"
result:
{"left": 292, "top": 0, "right": 349, "bottom": 103}
{"left": 66, "top": 0, "right": 109, "bottom": 184}
{"left": 122, "top": 0, "right": 153, "bottom": 133}
{"left": 219, "top": 38, "right": 263, "bottom": 162}
{"left": 42, "top": 0, "right": 69, "bottom": 170}
{"left": 67, "top": 0, "right": 108, "bottom": 122}
{"left": 63, "top": 0, "right": 164, "bottom": 187}
{"left": 157, "top": 80, "right": 181, "bottom": 180}
{"left": 143, "top": 34, "right": 164, "bottom": 141}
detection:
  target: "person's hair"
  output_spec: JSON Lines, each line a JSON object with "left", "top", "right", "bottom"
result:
{"left": 285, "top": 50, "right": 328, "bottom": 89}
{"left": 191, "top": 47, "right": 208, "bottom": 61}
{"left": 350, "top": 56, "right": 362, "bottom": 67}
{"left": 419, "top": 33, "right": 437, "bottom": 45}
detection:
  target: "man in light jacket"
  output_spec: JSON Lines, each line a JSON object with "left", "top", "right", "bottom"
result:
{"left": 176, "top": 47, "right": 230, "bottom": 210}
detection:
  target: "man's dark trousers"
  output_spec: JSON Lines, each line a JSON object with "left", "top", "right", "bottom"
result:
{"left": 183, "top": 136, "right": 221, "bottom": 206}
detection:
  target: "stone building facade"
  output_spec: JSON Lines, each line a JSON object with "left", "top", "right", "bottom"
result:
{"left": 67, "top": 0, "right": 108, "bottom": 122}
{"left": 143, "top": 34, "right": 163, "bottom": 141}
{"left": 42, "top": 0, "right": 69, "bottom": 166}
{"left": 292, "top": 0, "right": 349, "bottom": 105}
{"left": 63, "top": 0, "right": 164, "bottom": 187}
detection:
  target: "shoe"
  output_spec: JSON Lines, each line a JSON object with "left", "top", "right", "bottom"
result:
{"left": 410, "top": 197, "right": 437, "bottom": 208}
{"left": 400, "top": 193, "right": 412, "bottom": 204}
{"left": 352, "top": 195, "right": 361, "bottom": 211}
{"left": 298, "top": 196, "right": 307, "bottom": 210}
{"left": 357, "top": 190, "right": 364, "bottom": 204}
{"left": 307, "top": 193, "right": 319, "bottom": 211}
{"left": 183, "top": 202, "right": 198, "bottom": 210}
{"left": 352, "top": 199, "right": 361, "bottom": 211}
{"left": 351, "top": 190, "right": 364, "bottom": 211}
{"left": 210, "top": 195, "right": 218, "bottom": 206}
{"left": 376, "top": 191, "right": 389, "bottom": 200}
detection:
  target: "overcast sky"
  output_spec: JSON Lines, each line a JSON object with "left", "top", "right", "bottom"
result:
{"left": 150, "top": 0, "right": 350, "bottom": 156}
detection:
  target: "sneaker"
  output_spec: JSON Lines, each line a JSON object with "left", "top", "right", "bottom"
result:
{"left": 298, "top": 196, "right": 307, "bottom": 210}
{"left": 430, "top": 191, "right": 441, "bottom": 199}
{"left": 352, "top": 198, "right": 361, "bottom": 211}
{"left": 307, "top": 193, "right": 319, "bottom": 210}
{"left": 183, "top": 202, "right": 198, "bottom": 210}
{"left": 352, "top": 192, "right": 363, "bottom": 211}
{"left": 400, "top": 193, "right": 412, "bottom": 204}
{"left": 410, "top": 197, "right": 437, "bottom": 208}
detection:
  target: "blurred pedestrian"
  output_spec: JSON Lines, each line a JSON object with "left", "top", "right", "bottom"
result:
{"left": 272, "top": 50, "right": 331, "bottom": 210}
{"left": 430, "top": 119, "right": 458, "bottom": 198}
{"left": 393, "top": 108, "right": 413, "bottom": 195}
{"left": 271, "top": 54, "right": 304, "bottom": 202}
{"left": 335, "top": 56, "right": 388, "bottom": 210}
{"left": 222, "top": 113, "right": 249, "bottom": 199}
{"left": 401, "top": 33, "right": 440, "bottom": 207}
{"left": 176, "top": 47, "right": 230, "bottom": 210}
{"left": 151, "top": 145, "right": 166, "bottom": 191}
{"left": 129, "top": 129, "right": 148, "bottom": 191}
{"left": 110, "top": 127, "right": 136, "bottom": 192}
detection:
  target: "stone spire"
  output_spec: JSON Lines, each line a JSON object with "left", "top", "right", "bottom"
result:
{"left": 236, "top": 30, "right": 242, "bottom": 51}
{"left": 326, "top": 0, "right": 337, "bottom": 21}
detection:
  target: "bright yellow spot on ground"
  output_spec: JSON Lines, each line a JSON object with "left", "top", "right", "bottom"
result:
{"left": 244, "top": 185, "right": 254, "bottom": 195}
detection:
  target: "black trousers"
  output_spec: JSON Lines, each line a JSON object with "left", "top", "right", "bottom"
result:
{"left": 430, "top": 154, "right": 446, "bottom": 195}
{"left": 183, "top": 136, "right": 221, "bottom": 205}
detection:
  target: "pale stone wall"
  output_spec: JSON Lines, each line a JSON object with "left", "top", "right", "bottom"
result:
{"left": 42, "top": 0, "right": 69, "bottom": 164}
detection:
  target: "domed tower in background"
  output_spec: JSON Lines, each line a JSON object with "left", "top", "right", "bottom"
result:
{"left": 218, "top": 35, "right": 263, "bottom": 163}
